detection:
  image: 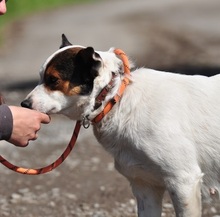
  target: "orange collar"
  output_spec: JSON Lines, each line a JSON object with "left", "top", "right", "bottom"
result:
{"left": 92, "top": 48, "right": 131, "bottom": 124}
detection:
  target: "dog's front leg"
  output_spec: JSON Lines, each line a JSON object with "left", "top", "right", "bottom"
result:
{"left": 166, "top": 172, "right": 203, "bottom": 217}
{"left": 131, "top": 182, "right": 165, "bottom": 217}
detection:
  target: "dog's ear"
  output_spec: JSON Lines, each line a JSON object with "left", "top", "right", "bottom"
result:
{"left": 75, "top": 47, "right": 101, "bottom": 80}
{"left": 60, "top": 34, "right": 72, "bottom": 49}
{"left": 77, "top": 47, "right": 101, "bottom": 67}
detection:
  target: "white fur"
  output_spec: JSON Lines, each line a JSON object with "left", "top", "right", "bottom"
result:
{"left": 24, "top": 47, "right": 220, "bottom": 217}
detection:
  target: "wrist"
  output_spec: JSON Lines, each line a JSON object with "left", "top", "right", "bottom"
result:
{"left": 0, "top": 104, "right": 13, "bottom": 140}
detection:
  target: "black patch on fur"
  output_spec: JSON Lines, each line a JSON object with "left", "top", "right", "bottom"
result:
{"left": 74, "top": 47, "right": 101, "bottom": 87}
{"left": 45, "top": 47, "right": 101, "bottom": 95}
{"left": 60, "top": 34, "right": 72, "bottom": 49}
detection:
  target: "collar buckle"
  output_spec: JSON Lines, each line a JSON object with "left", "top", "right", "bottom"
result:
{"left": 82, "top": 115, "right": 91, "bottom": 129}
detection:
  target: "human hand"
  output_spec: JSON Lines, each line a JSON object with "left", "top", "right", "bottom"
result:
{"left": 8, "top": 106, "right": 51, "bottom": 147}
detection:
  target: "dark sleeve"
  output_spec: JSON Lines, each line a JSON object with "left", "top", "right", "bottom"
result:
{"left": 0, "top": 104, "right": 13, "bottom": 140}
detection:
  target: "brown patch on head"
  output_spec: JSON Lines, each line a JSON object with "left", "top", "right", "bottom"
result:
{"left": 69, "top": 86, "right": 82, "bottom": 95}
{"left": 43, "top": 46, "right": 101, "bottom": 96}
{"left": 62, "top": 81, "right": 82, "bottom": 96}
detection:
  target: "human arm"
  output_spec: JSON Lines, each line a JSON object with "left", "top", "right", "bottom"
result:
{"left": 0, "top": 105, "right": 50, "bottom": 147}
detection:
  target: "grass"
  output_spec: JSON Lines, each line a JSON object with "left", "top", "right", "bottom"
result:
{"left": 0, "top": 0, "right": 95, "bottom": 44}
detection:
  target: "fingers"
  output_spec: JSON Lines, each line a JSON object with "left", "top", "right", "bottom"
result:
{"left": 40, "top": 113, "right": 51, "bottom": 124}
{"left": 30, "top": 132, "right": 38, "bottom": 141}
{"left": 9, "top": 131, "right": 39, "bottom": 147}
{"left": 8, "top": 138, "right": 29, "bottom": 147}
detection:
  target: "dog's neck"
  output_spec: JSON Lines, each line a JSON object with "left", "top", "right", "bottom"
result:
{"left": 97, "top": 50, "right": 123, "bottom": 75}
{"left": 60, "top": 48, "right": 131, "bottom": 123}
{"left": 82, "top": 50, "right": 125, "bottom": 123}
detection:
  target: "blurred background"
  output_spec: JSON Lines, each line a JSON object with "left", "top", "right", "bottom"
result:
{"left": 0, "top": 0, "right": 220, "bottom": 216}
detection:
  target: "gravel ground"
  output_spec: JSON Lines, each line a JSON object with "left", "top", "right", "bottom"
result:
{"left": 1, "top": 0, "right": 220, "bottom": 216}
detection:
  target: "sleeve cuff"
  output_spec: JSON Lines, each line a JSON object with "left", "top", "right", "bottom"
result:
{"left": 0, "top": 104, "right": 13, "bottom": 141}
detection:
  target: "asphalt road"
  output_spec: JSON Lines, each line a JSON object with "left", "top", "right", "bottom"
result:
{"left": 0, "top": 0, "right": 220, "bottom": 216}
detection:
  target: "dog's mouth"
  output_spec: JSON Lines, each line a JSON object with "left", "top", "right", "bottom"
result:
{"left": 21, "top": 99, "right": 57, "bottom": 115}
{"left": 46, "top": 107, "right": 58, "bottom": 114}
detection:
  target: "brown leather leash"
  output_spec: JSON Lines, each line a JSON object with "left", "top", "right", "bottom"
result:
{"left": 0, "top": 48, "right": 130, "bottom": 175}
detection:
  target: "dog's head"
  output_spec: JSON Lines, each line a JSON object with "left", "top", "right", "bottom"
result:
{"left": 21, "top": 34, "right": 123, "bottom": 120}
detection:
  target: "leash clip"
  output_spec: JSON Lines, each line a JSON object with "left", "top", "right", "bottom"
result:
{"left": 82, "top": 115, "right": 91, "bottom": 129}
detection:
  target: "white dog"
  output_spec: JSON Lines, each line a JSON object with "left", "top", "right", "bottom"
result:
{"left": 21, "top": 34, "right": 220, "bottom": 217}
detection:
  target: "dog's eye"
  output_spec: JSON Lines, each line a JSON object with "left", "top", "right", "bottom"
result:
{"left": 47, "top": 76, "right": 59, "bottom": 85}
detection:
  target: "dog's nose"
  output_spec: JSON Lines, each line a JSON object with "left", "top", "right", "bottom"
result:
{"left": 21, "top": 98, "right": 33, "bottom": 109}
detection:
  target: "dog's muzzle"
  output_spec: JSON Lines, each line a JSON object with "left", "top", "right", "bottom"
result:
{"left": 21, "top": 98, "right": 33, "bottom": 109}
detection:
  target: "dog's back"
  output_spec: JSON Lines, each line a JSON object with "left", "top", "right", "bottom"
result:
{"left": 122, "top": 68, "right": 220, "bottom": 187}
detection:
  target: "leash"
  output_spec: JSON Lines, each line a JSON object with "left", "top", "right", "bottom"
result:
{"left": 0, "top": 121, "right": 81, "bottom": 175}
{"left": 0, "top": 48, "right": 130, "bottom": 175}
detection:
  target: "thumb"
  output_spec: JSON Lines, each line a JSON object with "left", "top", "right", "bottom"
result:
{"left": 40, "top": 113, "right": 51, "bottom": 124}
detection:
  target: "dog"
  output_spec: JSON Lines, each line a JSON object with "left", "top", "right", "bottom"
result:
{"left": 21, "top": 34, "right": 220, "bottom": 217}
